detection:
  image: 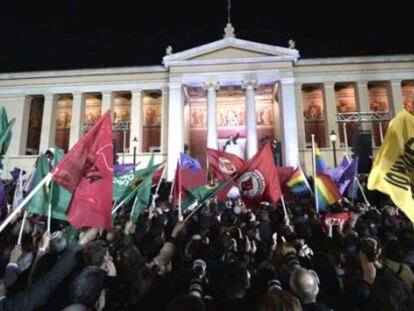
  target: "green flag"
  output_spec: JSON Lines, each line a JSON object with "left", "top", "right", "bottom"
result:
{"left": 113, "top": 154, "right": 163, "bottom": 203}
{"left": 25, "top": 150, "right": 72, "bottom": 221}
{"left": 131, "top": 173, "right": 153, "bottom": 223}
{"left": 0, "top": 107, "right": 15, "bottom": 174}
{"left": 183, "top": 180, "right": 231, "bottom": 210}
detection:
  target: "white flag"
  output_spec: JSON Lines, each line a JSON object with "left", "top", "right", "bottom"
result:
{"left": 12, "top": 169, "right": 23, "bottom": 210}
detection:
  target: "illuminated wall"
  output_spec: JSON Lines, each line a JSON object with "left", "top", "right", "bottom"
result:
{"left": 113, "top": 93, "right": 131, "bottom": 153}
{"left": 55, "top": 95, "right": 72, "bottom": 152}
{"left": 302, "top": 84, "right": 326, "bottom": 148}
{"left": 335, "top": 83, "right": 358, "bottom": 147}
{"left": 402, "top": 80, "right": 414, "bottom": 115}
{"left": 142, "top": 91, "right": 161, "bottom": 153}
{"left": 26, "top": 95, "right": 44, "bottom": 155}
{"left": 368, "top": 82, "right": 390, "bottom": 146}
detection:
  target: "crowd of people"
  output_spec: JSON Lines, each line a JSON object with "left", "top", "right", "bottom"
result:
{"left": 0, "top": 175, "right": 413, "bottom": 311}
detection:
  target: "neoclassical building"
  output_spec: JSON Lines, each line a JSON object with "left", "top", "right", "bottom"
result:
{"left": 1, "top": 26, "right": 414, "bottom": 180}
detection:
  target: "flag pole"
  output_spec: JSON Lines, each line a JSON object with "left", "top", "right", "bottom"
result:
{"left": 343, "top": 153, "right": 370, "bottom": 206}
{"left": 152, "top": 165, "right": 165, "bottom": 207}
{"left": 46, "top": 176, "right": 53, "bottom": 233}
{"left": 130, "top": 195, "right": 139, "bottom": 221}
{"left": 299, "top": 164, "right": 314, "bottom": 196}
{"left": 280, "top": 195, "right": 290, "bottom": 226}
{"left": 17, "top": 211, "right": 27, "bottom": 245}
{"left": 311, "top": 134, "right": 319, "bottom": 213}
{"left": 0, "top": 172, "right": 54, "bottom": 233}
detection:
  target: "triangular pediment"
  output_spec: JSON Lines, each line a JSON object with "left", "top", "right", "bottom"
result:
{"left": 163, "top": 37, "right": 299, "bottom": 67}
{"left": 188, "top": 47, "right": 274, "bottom": 60}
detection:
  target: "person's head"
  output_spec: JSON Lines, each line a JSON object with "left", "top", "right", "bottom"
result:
{"left": 50, "top": 230, "right": 67, "bottom": 253}
{"left": 168, "top": 295, "right": 206, "bottom": 311}
{"left": 259, "top": 288, "right": 303, "bottom": 311}
{"left": 69, "top": 266, "right": 107, "bottom": 310}
{"left": 83, "top": 240, "right": 109, "bottom": 267}
{"left": 289, "top": 267, "right": 319, "bottom": 304}
{"left": 222, "top": 261, "right": 250, "bottom": 299}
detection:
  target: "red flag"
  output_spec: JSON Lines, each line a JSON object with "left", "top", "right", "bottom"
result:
{"left": 52, "top": 110, "right": 113, "bottom": 230}
{"left": 207, "top": 148, "right": 244, "bottom": 180}
{"left": 173, "top": 166, "right": 208, "bottom": 207}
{"left": 238, "top": 142, "right": 281, "bottom": 208}
{"left": 152, "top": 166, "right": 164, "bottom": 186}
{"left": 207, "top": 148, "right": 245, "bottom": 201}
{"left": 172, "top": 162, "right": 182, "bottom": 208}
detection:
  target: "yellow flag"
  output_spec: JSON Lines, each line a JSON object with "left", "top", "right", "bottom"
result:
{"left": 368, "top": 109, "right": 414, "bottom": 223}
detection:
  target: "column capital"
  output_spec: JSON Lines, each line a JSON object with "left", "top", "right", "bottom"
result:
{"left": 323, "top": 81, "right": 336, "bottom": 88}
{"left": 71, "top": 91, "right": 84, "bottom": 98}
{"left": 356, "top": 80, "right": 369, "bottom": 86}
{"left": 130, "top": 88, "right": 142, "bottom": 95}
{"left": 279, "top": 77, "right": 295, "bottom": 85}
{"left": 390, "top": 79, "right": 402, "bottom": 86}
{"left": 43, "top": 93, "right": 56, "bottom": 100}
{"left": 101, "top": 90, "right": 114, "bottom": 96}
{"left": 241, "top": 80, "right": 258, "bottom": 90}
{"left": 169, "top": 82, "right": 182, "bottom": 89}
{"left": 203, "top": 81, "right": 220, "bottom": 91}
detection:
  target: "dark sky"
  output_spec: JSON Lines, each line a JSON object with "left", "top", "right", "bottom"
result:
{"left": 0, "top": 0, "right": 413, "bottom": 73}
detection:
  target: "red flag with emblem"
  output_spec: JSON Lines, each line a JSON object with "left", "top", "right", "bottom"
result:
{"left": 207, "top": 148, "right": 245, "bottom": 200}
{"left": 52, "top": 110, "right": 113, "bottom": 230}
{"left": 207, "top": 148, "right": 245, "bottom": 180}
{"left": 238, "top": 142, "right": 281, "bottom": 208}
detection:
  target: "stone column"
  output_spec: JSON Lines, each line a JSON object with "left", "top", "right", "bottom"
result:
{"left": 204, "top": 81, "right": 219, "bottom": 149}
{"left": 69, "top": 93, "right": 85, "bottom": 149}
{"left": 279, "top": 78, "right": 299, "bottom": 167}
{"left": 9, "top": 96, "right": 31, "bottom": 155}
{"left": 390, "top": 80, "right": 403, "bottom": 114}
{"left": 242, "top": 80, "right": 258, "bottom": 159}
{"left": 294, "top": 82, "right": 306, "bottom": 149}
{"left": 323, "top": 82, "right": 338, "bottom": 138}
{"left": 39, "top": 94, "right": 57, "bottom": 153}
{"left": 101, "top": 91, "right": 114, "bottom": 119}
{"left": 356, "top": 81, "right": 371, "bottom": 130}
{"left": 130, "top": 89, "right": 143, "bottom": 153}
{"left": 167, "top": 83, "right": 184, "bottom": 180}
{"left": 161, "top": 88, "right": 169, "bottom": 154}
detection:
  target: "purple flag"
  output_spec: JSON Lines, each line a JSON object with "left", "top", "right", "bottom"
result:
{"left": 114, "top": 163, "right": 137, "bottom": 175}
{"left": 10, "top": 167, "right": 21, "bottom": 182}
{"left": 0, "top": 181, "right": 7, "bottom": 220}
{"left": 180, "top": 153, "right": 201, "bottom": 172}
{"left": 328, "top": 156, "right": 349, "bottom": 183}
{"left": 337, "top": 157, "right": 359, "bottom": 195}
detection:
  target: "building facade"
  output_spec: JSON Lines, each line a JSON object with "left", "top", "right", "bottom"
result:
{"left": 1, "top": 31, "right": 414, "bottom": 180}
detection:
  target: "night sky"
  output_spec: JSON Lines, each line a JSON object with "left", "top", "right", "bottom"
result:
{"left": 0, "top": 0, "right": 413, "bottom": 73}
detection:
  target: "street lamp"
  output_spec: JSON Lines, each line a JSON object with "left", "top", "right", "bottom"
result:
{"left": 132, "top": 136, "right": 139, "bottom": 171}
{"left": 330, "top": 130, "right": 337, "bottom": 167}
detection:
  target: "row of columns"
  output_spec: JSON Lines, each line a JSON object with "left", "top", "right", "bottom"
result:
{"left": 166, "top": 78, "right": 299, "bottom": 180}
{"left": 16, "top": 89, "right": 169, "bottom": 156}
{"left": 203, "top": 80, "right": 259, "bottom": 159}
{"left": 294, "top": 79, "right": 406, "bottom": 150}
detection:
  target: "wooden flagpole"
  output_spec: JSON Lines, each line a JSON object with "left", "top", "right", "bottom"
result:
{"left": 0, "top": 172, "right": 55, "bottom": 233}
{"left": 311, "top": 134, "right": 319, "bottom": 213}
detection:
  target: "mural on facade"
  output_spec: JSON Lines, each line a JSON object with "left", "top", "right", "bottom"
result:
{"left": 28, "top": 99, "right": 44, "bottom": 130}
{"left": 84, "top": 99, "right": 102, "bottom": 124}
{"left": 56, "top": 100, "right": 72, "bottom": 129}
{"left": 113, "top": 103, "right": 131, "bottom": 124}
{"left": 403, "top": 82, "right": 414, "bottom": 115}
{"left": 369, "top": 84, "right": 390, "bottom": 112}
{"left": 302, "top": 88, "right": 324, "bottom": 120}
{"left": 335, "top": 85, "right": 358, "bottom": 114}
{"left": 190, "top": 102, "right": 273, "bottom": 128}
{"left": 143, "top": 103, "right": 161, "bottom": 127}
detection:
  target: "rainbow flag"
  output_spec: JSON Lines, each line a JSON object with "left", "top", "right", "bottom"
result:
{"left": 315, "top": 147, "right": 329, "bottom": 174}
{"left": 286, "top": 168, "right": 310, "bottom": 195}
{"left": 315, "top": 173, "right": 341, "bottom": 210}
